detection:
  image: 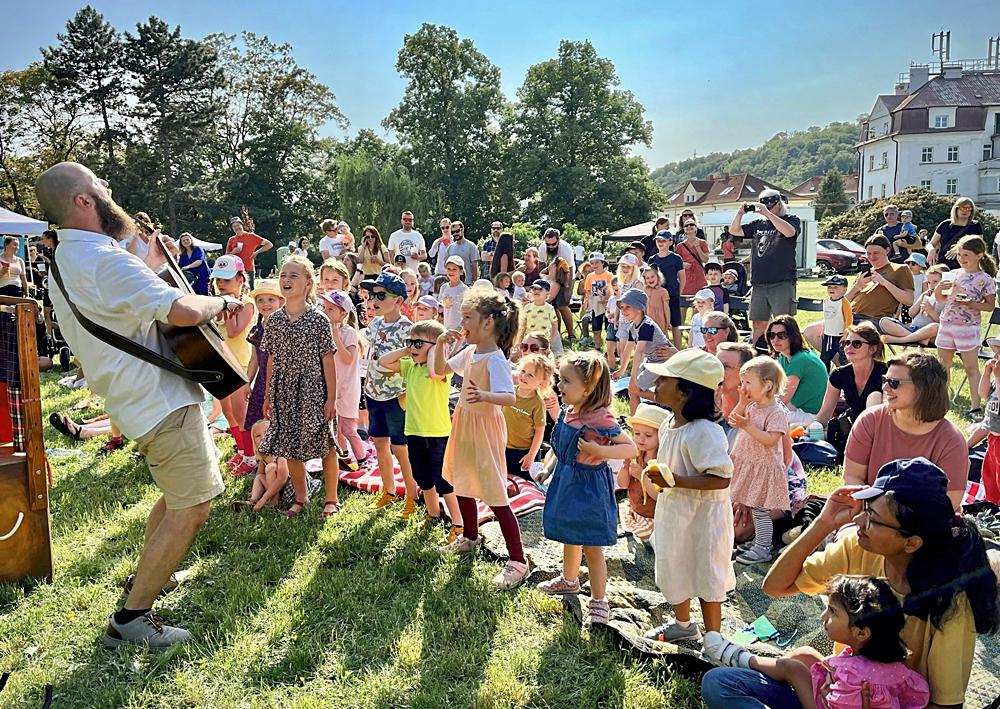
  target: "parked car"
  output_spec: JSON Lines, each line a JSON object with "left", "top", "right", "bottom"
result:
{"left": 815, "top": 244, "right": 859, "bottom": 275}
{"left": 818, "top": 239, "right": 869, "bottom": 268}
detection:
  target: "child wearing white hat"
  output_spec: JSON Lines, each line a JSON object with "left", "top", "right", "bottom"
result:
{"left": 689, "top": 288, "right": 715, "bottom": 348}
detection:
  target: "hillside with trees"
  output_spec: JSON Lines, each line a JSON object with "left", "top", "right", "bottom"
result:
{"left": 650, "top": 120, "right": 863, "bottom": 192}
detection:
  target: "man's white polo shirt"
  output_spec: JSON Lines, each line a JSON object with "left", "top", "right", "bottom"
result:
{"left": 49, "top": 229, "right": 202, "bottom": 440}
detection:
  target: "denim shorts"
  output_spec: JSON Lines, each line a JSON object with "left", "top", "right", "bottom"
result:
{"left": 365, "top": 396, "right": 407, "bottom": 445}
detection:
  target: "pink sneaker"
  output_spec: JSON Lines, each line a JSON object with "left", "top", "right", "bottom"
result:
{"left": 535, "top": 575, "right": 581, "bottom": 595}
{"left": 492, "top": 560, "right": 529, "bottom": 590}
{"left": 231, "top": 457, "right": 257, "bottom": 477}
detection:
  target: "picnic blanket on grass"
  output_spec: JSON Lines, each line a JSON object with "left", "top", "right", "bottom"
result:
{"left": 479, "top": 501, "right": 1000, "bottom": 709}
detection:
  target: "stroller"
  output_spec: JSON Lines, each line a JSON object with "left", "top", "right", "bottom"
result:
{"left": 722, "top": 261, "right": 750, "bottom": 297}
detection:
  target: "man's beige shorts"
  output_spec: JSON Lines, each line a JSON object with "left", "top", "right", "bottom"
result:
{"left": 136, "top": 405, "right": 225, "bottom": 510}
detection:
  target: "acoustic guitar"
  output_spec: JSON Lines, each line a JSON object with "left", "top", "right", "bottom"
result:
{"left": 50, "top": 231, "right": 249, "bottom": 400}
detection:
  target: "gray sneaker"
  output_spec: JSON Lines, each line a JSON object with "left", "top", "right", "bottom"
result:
{"left": 735, "top": 546, "right": 773, "bottom": 565}
{"left": 644, "top": 621, "right": 702, "bottom": 643}
{"left": 102, "top": 612, "right": 192, "bottom": 651}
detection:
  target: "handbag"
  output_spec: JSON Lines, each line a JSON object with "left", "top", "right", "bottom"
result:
{"left": 825, "top": 412, "right": 853, "bottom": 463}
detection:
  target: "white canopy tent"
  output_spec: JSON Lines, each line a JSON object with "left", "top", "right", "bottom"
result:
{"left": 0, "top": 207, "right": 47, "bottom": 236}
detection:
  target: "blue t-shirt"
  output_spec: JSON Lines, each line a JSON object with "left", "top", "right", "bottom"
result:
{"left": 648, "top": 252, "right": 684, "bottom": 294}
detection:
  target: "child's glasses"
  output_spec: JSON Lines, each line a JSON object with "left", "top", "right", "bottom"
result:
{"left": 407, "top": 338, "right": 435, "bottom": 348}
{"left": 370, "top": 290, "right": 392, "bottom": 301}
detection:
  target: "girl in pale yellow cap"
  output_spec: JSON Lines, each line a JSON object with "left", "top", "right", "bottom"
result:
{"left": 618, "top": 403, "right": 668, "bottom": 541}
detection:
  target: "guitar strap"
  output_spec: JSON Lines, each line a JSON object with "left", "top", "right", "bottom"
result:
{"left": 49, "top": 254, "right": 222, "bottom": 385}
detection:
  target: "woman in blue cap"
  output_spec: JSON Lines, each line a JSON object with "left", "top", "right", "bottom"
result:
{"left": 701, "top": 457, "right": 1000, "bottom": 708}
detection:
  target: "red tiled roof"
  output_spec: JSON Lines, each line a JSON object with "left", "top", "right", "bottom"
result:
{"left": 791, "top": 172, "right": 860, "bottom": 196}
{"left": 664, "top": 173, "right": 794, "bottom": 207}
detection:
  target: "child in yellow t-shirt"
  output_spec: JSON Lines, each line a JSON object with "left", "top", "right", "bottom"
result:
{"left": 519, "top": 279, "right": 559, "bottom": 351}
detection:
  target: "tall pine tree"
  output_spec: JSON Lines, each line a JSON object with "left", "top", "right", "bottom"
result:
{"left": 816, "top": 167, "right": 850, "bottom": 218}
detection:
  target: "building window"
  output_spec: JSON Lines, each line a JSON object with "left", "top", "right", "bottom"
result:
{"left": 882, "top": 121, "right": 889, "bottom": 135}
{"left": 920, "top": 180, "right": 932, "bottom": 190}
{"left": 997, "top": 176, "right": 1000, "bottom": 193}
{"left": 881, "top": 185, "right": 887, "bottom": 198}
{"left": 868, "top": 186, "right": 873, "bottom": 199}
{"left": 986, "top": 144, "right": 995, "bottom": 161}
{"left": 947, "top": 146, "right": 959, "bottom": 162}
{"left": 921, "top": 147, "right": 933, "bottom": 163}
{"left": 745, "top": 185, "right": 755, "bottom": 193}
{"left": 685, "top": 194, "right": 695, "bottom": 203}
{"left": 881, "top": 151, "right": 888, "bottom": 168}
{"left": 934, "top": 114, "right": 949, "bottom": 128}
{"left": 869, "top": 155, "right": 875, "bottom": 170}
{"left": 719, "top": 186, "right": 734, "bottom": 196}
{"left": 946, "top": 178, "right": 958, "bottom": 195}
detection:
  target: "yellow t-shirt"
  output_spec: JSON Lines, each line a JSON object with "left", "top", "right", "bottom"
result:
{"left": 222, "top": 294, "right": 256, "bottom": 369}
{"left": 521, "top": 302, "right": 556, "bottom": 336}
{"left": 795, "top": 531, "right": 976, "bottom": 706}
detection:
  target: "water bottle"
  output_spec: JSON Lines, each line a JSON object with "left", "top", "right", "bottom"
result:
{"left": 807, "top": 421, "right": 825, "bottom": 441}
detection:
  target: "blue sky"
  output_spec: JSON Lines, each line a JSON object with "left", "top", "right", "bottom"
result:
{"left": 3, "top": 0, "right": 1000, "bottom": 170}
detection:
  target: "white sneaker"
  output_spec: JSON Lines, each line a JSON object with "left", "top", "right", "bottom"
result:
{"left": 438, "top": 535, "right": 482, "bottom": 556}
{"left": 703, "top": 630, "right": 753, "bottom": 668}
{"left": 102, "top": 612, "right": 192, "bottom": 652}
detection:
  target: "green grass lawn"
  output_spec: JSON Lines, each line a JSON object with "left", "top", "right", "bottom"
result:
{"left": 0, "top": 279, "right": 983, "bottom": 707}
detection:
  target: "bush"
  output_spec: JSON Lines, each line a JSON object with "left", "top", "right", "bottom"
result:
{"left": 819, "top": 187, "right": 1000, "bottom": 249}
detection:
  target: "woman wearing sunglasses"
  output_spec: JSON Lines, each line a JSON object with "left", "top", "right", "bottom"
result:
{"left": 842, "top": 351, "right": 968, "bottom": 510}
{"left": 704, "top": 457, "right": 999, "bottom": 708}
{"left": 814, "top": 323, "right": 886, "bottom": 427}
{"left": 700, "top": 311, "right": 738, "bottom": 357}
{"left": 358, "top": 225, "right": 389, "bottom": 278}
{"left": 765, "top": 315, "right": 828, "bottom": 426}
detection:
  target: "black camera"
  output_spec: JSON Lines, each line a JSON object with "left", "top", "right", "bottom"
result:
{"left": 743, "top": 203, "right": 755, "bottom": 212}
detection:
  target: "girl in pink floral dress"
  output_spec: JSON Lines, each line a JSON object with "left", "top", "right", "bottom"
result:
{"left": 727, "top": 355, "right": 788, "bottom": 565}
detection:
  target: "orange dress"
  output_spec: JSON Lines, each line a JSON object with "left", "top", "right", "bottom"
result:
{"left": 442, "top": 351, "right": 509, "bottom": 506}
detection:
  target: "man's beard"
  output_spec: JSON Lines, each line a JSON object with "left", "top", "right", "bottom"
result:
{"left": 546, "top": 243, "right": 558, "bottom": 256}
{"left": 92, "top": 191, "right": 134, "bottom": 240}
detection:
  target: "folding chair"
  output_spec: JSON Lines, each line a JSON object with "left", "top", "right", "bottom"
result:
{"left": 952, "top": 306, "right": 1000, "bottom": 404}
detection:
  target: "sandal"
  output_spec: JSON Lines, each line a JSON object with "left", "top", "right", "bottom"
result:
{"left": 283, "top": 500, "right": 307, "bottom": 519}
{"left": 231, "top": 501, "right": 255, "bottom": 513}
{"left": 49, "top": 412, "right": 82, "bottom": 441}
{"left": 321, "top": 500, "right": 341, "bottom": 519}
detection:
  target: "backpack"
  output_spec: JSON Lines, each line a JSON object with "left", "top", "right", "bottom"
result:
{"left": 792, "top": 439, "right": 839, "bottom": 468}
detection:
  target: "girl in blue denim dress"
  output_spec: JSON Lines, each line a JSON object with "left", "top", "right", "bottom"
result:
{"left": 537, "top": 351, "right": 637, "bottom": 627}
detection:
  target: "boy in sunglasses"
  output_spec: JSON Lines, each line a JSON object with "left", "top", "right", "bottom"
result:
{"left": 820, "top": 275, "right": 852, "bottom": 368}
{"left": 378, "top": 319, "right": 463, "bottom": 539}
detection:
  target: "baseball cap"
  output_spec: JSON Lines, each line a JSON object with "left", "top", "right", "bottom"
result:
{"left": 229, "top": 216, "right": 243, "bottom": 225}
{"left": 250, "top": 279, "right": 282, "bottom": 300}
{"left": 654, "top": 230, "right": 673, "bottom": 241}
{"left": 693, "top": 288, "right": 715, "bottom": 302}
{"left": 619, "top": 288, "right": 648, "bottom": 311}
{"left": 852, "top": 457, "right": 948, "bottom": 502}
{"left": 210, "top": 254, "right": 245, "bottom": 279}
{"left": 618, "top": 253, "right": 639, "bottom": 267}
{"left": 320, "top": 289, "right": 355, "bottom": 313}
{"left": 417, "top": 295, "right": 439, "bottom": 310}
{"left": 626, "top": 403, "right": 670, "bottom": 432}
{"left": 445, "top": 255, "right": 465, "bottom": 269}
{"left": 588, "top": 251, "right": 607, "bottom": 264}
{"left": 900, "top": 209, "right": 913, "bottom": 217}
{"left": 905, "top": 253, "right": 927, "bottom": 267}
{"left": 629, "top": 240, "right": 645, "bottom": 251}
{"left": 394, "top": 254, "right": 407, "bottom": 263}
{"left": 531, "top": 279, "right": 552, "bottom": 291}
{"left": 359, "top": 272, "right": 407, "bottom": 298}
{"left": 821, "top": 275, "right": 848, "bottom": 287}
{"left": 645, "top": 348, "right": 725, "bottom": 391}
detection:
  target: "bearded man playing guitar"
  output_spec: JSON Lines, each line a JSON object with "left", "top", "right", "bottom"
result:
{"left": 36, "top": 162, "right": 244, "bottom": 651}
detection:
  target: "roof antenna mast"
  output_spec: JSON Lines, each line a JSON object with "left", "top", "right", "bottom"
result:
{"left": 932, "top": 30, "right": 951, "bottom": 64}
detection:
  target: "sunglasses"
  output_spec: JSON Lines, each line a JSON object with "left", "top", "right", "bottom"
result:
{"left": 862, "top": 501, "right": 909, "bottom": 535}
{"left": 407, "top": 338, "right": 435, "bottom": 348}
{"left": 451, "top": 229, "right": 462, "bottom": 234}
{"left": 843, "top": 339, "right": 868, "bottom": 349}
{"left": 370, "top": 290, "right": 396, "bottom": 301}
{"left": 700, "top": 326, "right": 724, "bottom": 335}
{"left": 882, "top": 375, "right": 912, "bottom": 389}
{"left": 684, "top": 224, "right": 696, "bottom": 229}
{"left": 766, "top": 330, "right": 789, "bottom": 340}
{"left": 520, "top": 342, "right": 543, "bottom": 352}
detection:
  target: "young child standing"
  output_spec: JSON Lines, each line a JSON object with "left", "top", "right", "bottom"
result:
{"left": 642, "top": 266, "right": 671, "bottom": 338}
{"left": 259, "top": 255, "right": 340, "bottom": 518}
{"left": 319, "top": 258, "right": 351, "bottom": 297}
{"left": 689, "top": 289, "right": 715, "bottom": 348}
{"left": 703, "top": 262, "right": 730, "bottom": 314}
{"left": 642, "top": 348, "right": 734, "bottom": 645}
{"left": 320, "top": 290, "right": 367, "bottom": 464}
{"left": 819, "top": 274, "right": 852, "bottom": 368}
{"left": 583, "top": 252, "right": 614, "bottom": 351}
{"left": 648, "top": 231, "right": 685, "bottom": 349}
{"left": 935, "top": 234, "right": 997, "bottom": 418}
{"left": 379, "top": 319, "right": 463, "bottom": 539}
{"left": 727, "top": 356, "right": 789, "bottom": 564}
{"left": 360, "top": 272, "right": 420, "bottom": 516}
{"left": 244, "top": 279, "right": 285, "bottom": 445}
{"left": 210, "top": 254, "right": 257, "bottom": 475}
{"left": 399, "top": 268, "right": 420, "bottom": 320}
{"left": 503, "top": 352, "right": 555, "bottom": 480}
{"left": 440, "top": 255, "right": 469, "bottom": 330}
{"left": 538, "top": 352, "right": 638, "bottom": 626}
{"left": 704, "top": 575, "right": 929, "bottom": 709}
{"left": 979, "top": 336, "right": 1000, "bottom": 504}
{"left": 618, "top": 403, "right": 668, "bottom": 542}
{"left": 905, "top": 252, "right": 927, "bottom": 299}
{"left": 511, "top": 270, "right": 528, "bottom": 303}
{"left": 417, "top": 262, "right": 434, "bottom": 297}
{"left": 413, "top": 295, "right": 438, "bottom": 323}
{"left": 434, "top": 290, "right": 528, "bottom": 589}
{"left": 612, "top": 288, "right": 672, "bottom": 414}
{"left": 519, "top": 279, "right": 560, "bottom": 352}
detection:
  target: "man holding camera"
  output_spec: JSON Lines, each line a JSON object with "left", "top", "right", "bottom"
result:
{"left": 729, "top": 188, "right": 801, "bottom": 340}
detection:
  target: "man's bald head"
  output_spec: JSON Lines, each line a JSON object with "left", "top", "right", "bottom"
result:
{"left": 35, "top": 162, "right": 131, "bottom": 238}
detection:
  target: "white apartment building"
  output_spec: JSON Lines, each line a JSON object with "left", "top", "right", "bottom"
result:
{"left": 857, "top": 62, "right": 1000, "bottom": 214}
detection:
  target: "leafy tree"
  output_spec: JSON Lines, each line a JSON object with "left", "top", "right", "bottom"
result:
{"left": 509, "top": 40, "right": 661, "bottom": 233}
{"left": 383, "top": 24, "right": 511, "bottom": 240}
{"left": 819, "top": 186, "right": 1000, "bottom": 247}
{"left": 651, "top": 121, "right": 861, "bottom": 192}
{"left": 122, "top": 17, "right": 225, "bottom": 235}
{"left": 815, "top": 167, "right": 850, "bottom": 218}
{"left": 42, "top": 6, "right": 125, "bottom": 171}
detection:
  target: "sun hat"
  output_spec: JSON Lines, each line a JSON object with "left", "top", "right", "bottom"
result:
{"left": 320, "top": 289, "right": 354, "bottom": 313}
{"left": 445, "top": 255, "right": 465, "bottom": 269}
{"left": 626, "top": 403, "right": 670, "bottom": 432}
{"left": 359, "top": 271, "right": 407, "bottom": 298}
{"left": 905, "top": 253, "right": 927, "bottom": 267}
{"left": 250, "top": 279, "right": 282, "bottom": 300}
{"left": 417, "top": 295, "right": 439, "bottom": 310}
{"left": 210, "top": 254, "right": 245, "bottom": 279}
{"left": 618, "top": 253, "right": 639, "bottom": 267}
{"left": 619, "top": 288, "right": 648, "bottom": 312}
{"left": 723, "top": 269, "right": 739, "bottom": 279}
{"left": 693, "top": 288, "right": 715, "bottom": 302}
{"left": 644, "top": 348, "right": 724, "bottom": 390}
